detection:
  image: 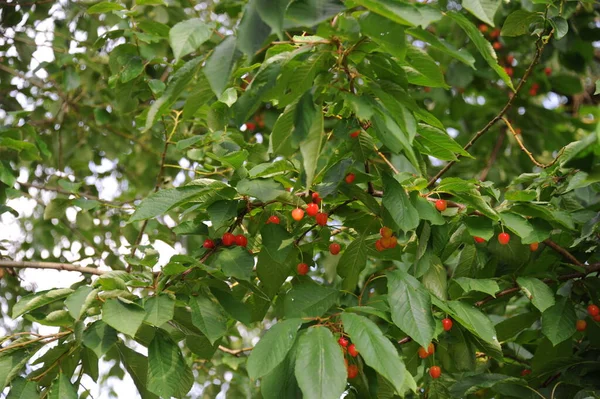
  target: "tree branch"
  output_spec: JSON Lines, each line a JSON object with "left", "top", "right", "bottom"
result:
{"left": 543, "top": 239, "right": 584, "bottom": 267}
{"left": 218, "top": 345, "right": 253, "bottom": 356}
{"left": 427, "top": 34, "right": 551, "bottom": 188}
{"left": 0, "top": 260, "right": 105, "bottom": 276}
{"left": 502, "top": 117, "right": 564, "bottom": 168}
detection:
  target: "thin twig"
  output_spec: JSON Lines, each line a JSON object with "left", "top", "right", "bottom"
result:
{"left": 0, "top": 260, "right": 105, "bottom": 275}
{"left": 502, "top": 117, "right": 564, "bottom": 168}
{"left": 479, "top": 130, "right": 505, "bottom": 181}
{"left": 218, "top": 345, "right": 253, "bottom": 356}
{"left": 427, "top": 33, "right": 552, "bottom": 188}
{"left": 543, "top": 239, "right": 584, "bottom": 267}
{"left": 373, "top": 146, "right": 400, "bottom": 175}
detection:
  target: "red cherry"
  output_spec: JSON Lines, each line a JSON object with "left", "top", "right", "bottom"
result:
{"left": 498, "top": 232, "right": 510, "bottom": 245}
{"left": 388, "top": 237, "right": 397, "bottom": 249}
{"left": 222, "top": 232, "right": 235, "bottom": 246}
{"left": 338, "top": 337, "right": 349, "bottom": 347}
{"left": 424, "top": 86, "right": 431, "bottom": 93}
{"left": 418, "top": 347, "right": 429, "bottom": 359}
{"left": 375, "top": 239, "right": 385, "bottom": 252}
{"left": 490, "top": 29, "right": 500, "bottom": 39}
{"left": 478, "top": 24, "right": 488, "bottom": 33}
{"left": 235, "top": 234, "right": 247, "bottom": 247}
{"left": 348, "top": 344, "right": 359, "bottom": 357}
{"left": 504, "top": 67, "right": 513, "bottom": 77}
{"left": 435, "top": 199, "right": 447, "bottom": 212}
{"left": 306, "top": 203, "right": 319, "bottom": 217}
{"left": 474, "top": 236, "right": 486, "bottom": 244}
{"left": 350, "top": 130, "right": 360, "bottom": 138}
{"left": 203, "top": 239, "right": 215, "bottom": 249}
{"left": 245, "top": 122, "right": 256, "bottom": 130}
{"left": 587, "top": 305, "right": 600, "bottom": 317}
{"left": 297, "top": 263, "right": 309, "bottom": 275}
{"left": 521, "top": 369, "right": 531, "bottom": 376}
{"left": 347, "top": 364, "right": 359, "bottom": 379}
{"left": 529, "top": 242, "right": 539, "bottom": 252}
{"left": 544, "top": 67, "right": 552, "bottom": 76}
{"left": 291, "top": 208, "right": 304, "bottom": 221}
{"left": 429, "top": 366, "right": 441, "bottom": 379}
{"left": 529, "top": 87, "right": 538, "bottom": 96}
{"left": 267, "top": 215, "right": 280, "bottom": 224}
{"left": 329, "top": 243, "right": 341, "bottom": 255}
{"left": 380, "top": 227, "right": 393, "bottom": 238}
{"left": 493, "top": 41, "right": 502, "bottom": 50}
{"left": 345, "top": 173, "right": 356, "bottom": 184}
{"left": 506, "top": 55, "right": 515, "bottom": 65}
{"left": 576, "top": 319, "right": 587, "bottom": 331}
{"left": 593, "top": 314, "right": 600, "bottom": 322}
{"left": 442, "top": 318, "right": 453, "bottom": 332}
{"left": 311, "top": 192, "right": 321, "bottom": 203}
{"left": 315, "top": 212, "right": 328, "bottom": 226}
{"left": 427, "top": 343, "right": 435, "bottom": 356}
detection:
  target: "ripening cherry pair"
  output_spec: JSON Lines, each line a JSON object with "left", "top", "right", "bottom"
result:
{"left": 203, "top": 232, "right": 247, "bottom": 249}
{"left": 586, "top": 304, "right": 600, "bottom": 323}
{"left": 375, "top": 227, "right": 398, "bottom": 251}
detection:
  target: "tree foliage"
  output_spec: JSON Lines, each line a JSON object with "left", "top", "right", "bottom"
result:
{"left": 1, "top": 0, "right": 600, "bottom": 398}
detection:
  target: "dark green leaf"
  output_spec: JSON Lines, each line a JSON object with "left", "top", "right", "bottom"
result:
{"left": 541, "top": 297, "right": 576, "bottom": 346}
{"left": 147, "top": 329, "right": 194, "bottom": 398}
{"left": 169, "top": 19, "right": 212, "bottom": 61}
{"left": 102, "top": 298, "right": 146, "bottom": 337}
{"left": 284, "top": 282, "right": 339, "bottom": 318}
{"left": 190, "top": 295, "right": 228, "bottom": 344}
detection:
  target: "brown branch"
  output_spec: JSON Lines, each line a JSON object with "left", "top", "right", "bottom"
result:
{"left": 19, "top": 181, "right": 126, "bottom": 206}
{"left": 0, "top": 331, "right": 71, "bottom": 354}
{"left": 373, "top": 146, "right": 400, "bottom": 175}
{"left": 502, "top": 117, "right": 564, "bottom": 168}
{"left": 479, "top": 130, "right": 505, "bottom": 181}
{"left": 0, "top": 260, "right": 105, "bottom": 276}
{"left": 365, "top": 161, "right": 375, "bottom": 195}
{"left": 427, "top": 34, "right": 551, "bottom": 189}
{"left": 543, "top": 239, "right": 584, "bottom": 267}
{"left": 218, "top": 345, "right": 253, "bottom": 356}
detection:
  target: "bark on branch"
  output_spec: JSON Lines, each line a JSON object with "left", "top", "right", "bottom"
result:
{"left": 0, "top": 260, "right": 105, "bottom": 276}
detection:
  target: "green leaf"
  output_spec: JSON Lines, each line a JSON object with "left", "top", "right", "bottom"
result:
{"left": 300, "top": 102, "right": 324, "bottom": 191}
{"left": 501, "top": 10, "right": 544, "bottom": 37}
{"left": 404, "top": 46, "right": 448, "bottom": 88}
{"left": 116, "top": 344, "right": 159, "bottom": 399}
{"left": 128, "top": 185, "right": 207, "bottom": 222}
{"left": 342, "top": 313, "right": 415, "bottom": 395}
{"left": 453, "top": 189, "right": 499, "bottom": 221}
{"left": 416, "top": 124, "right": 473, "bottom": 161}
{"left": 284, "top": 282, "right": 339, "bottom": 318}
{"left": 189, "top": 295, "right": 228, "bottom": 344}
{"left": 517, "top": 277, "right": 555, "bottom": 313}
{"left": 261, "top": 339, "right": 300, "bottom": 399}
{"left": 279, "top": 51, "right": 332, "bottom": 106}
{"left": 83, "top": 321, "right": 118, "bottom": 358}
{"left": 453, "top": 244, "right": 479, "bottom": 278}
{"left": 421, "top": 257, "right": 448, "bottom": 300}
{"left": 411, "top": 194, "right": 445, "bottom": 226}
{"left": 387, "top": 269, "right": 435, "bottom": 348}
{"left": 12, "top": 288, "right": 73, "bottom": 318}
{"left": 102, "top": 298, "right": 146, "bottom": 337}
{"left": 143, "top": 295, "right": 175, "bottom": 327}
{"left": 407, "top": 27, "right": 475, "bottom": 68}
{"left": 382, "top": 174, "right": 419, "bottom": 232}
{"left": 541, "top": 297, "right": 576, "bottom": 346}
{"left": 214, "top": 246, "right": 254, "bottom": 281}
{"left": 144, "top": 57, "right": 203, "bottom": 131}
{"left": 269, "top": 105, "right": 297, "bottom": 157}
{"left": 255, "top": 0, "right": 291, "bottom": 39}
{"left": 495, "top": 312, "right": 539, "bottom": 342}
{"left": 204, "top": 36, "right": 240, "bottom": 96}
{"left": 447, "top": 12, "right": 514, "bottom": 91}
{"left": 147, "top": 329, "right": 194, "bottom": 398}
{"left": 169, "top": 19, "right": 212, "bottom": 61}
{"left": 236, "top": 178, "right": 286, "bottom": 203}
{"left": 43, "top": 198, "right": 70, "bottom": 220}
{"left": 505, "top": 189, "right": 537, "bottom": 201}
{"left": 454, "top": 277, "right": 500, "bottom": 297}
{"left": 372, "top": 111, "right": 419, "bottom": 169}
{"left": 500, "top": 212, "right": 549, "bottom": 244}
{"left": 463, "top": 216, "right": 494, "bottom": 240}
{"left": 351, "top": 0, "right": 442, "bottom": 27}
{"left": 360, "top": 12, "right": 406, "bottom": 61}
{"left": 48, "top": 374, "right": 77, "bottom": 399}
{"left": 65, "top": 286, "right": 98, "bottom": 321}
{"left": 121, "top": 56, "right": 144, "bottom": 83}
{"left": 447, "top": 300, "right": 502, "bottom": 355}
{"left": 247, "top": 318, "right": 303, "bottom": 380}
{"left": 207, "top": 200, "right": 238, "bottom": 232}
{"left": 450, "top": 374, "right": 525, "bottom": 397}
{"left": 594, "top": 80, "right": 600, "bottom": 95}
{"left": 87, "top": 2, "right": 125, "bottom": 14}
{"left": 261, "top": 223, "right": 294, "bottom": 263}
{"left": 337, "top": 236, "right": 369, "bottom": 291}
{"left": 6, "top": 377, "right": 38, "bottom": 399}
{"left": 462, "top": 0, "right": 501, "bottom": 27}
{"left": 237, "top": 0, "right": 271, "bottom": 57}
{"left": 294, "top": 326, "right": 346, "bottom": 399}
{"left": 0, "top": 348, "right": 37, "bottom": 392}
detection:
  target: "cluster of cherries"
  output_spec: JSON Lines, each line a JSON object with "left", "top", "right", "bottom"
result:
{"left": 290, "top": 192, "right": 329, "bottom": 226}
{"left": 416, "top": 318, "right": 453, "bottom": 379}
{"left": 338, "top": 336, "right": 360, "bottom": 378}
{"left": 576, "top": 304, "right": 600, "bottom": 332}
{"left": 203, "top": 232, "right": 247, "bottom": 249}
{"left": 375, "top": 226, "right": 398, "bottom": 251}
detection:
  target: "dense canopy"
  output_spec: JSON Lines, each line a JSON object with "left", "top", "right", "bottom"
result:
{"left": 1, "top": 0, "right": 600, "bottom": 398}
